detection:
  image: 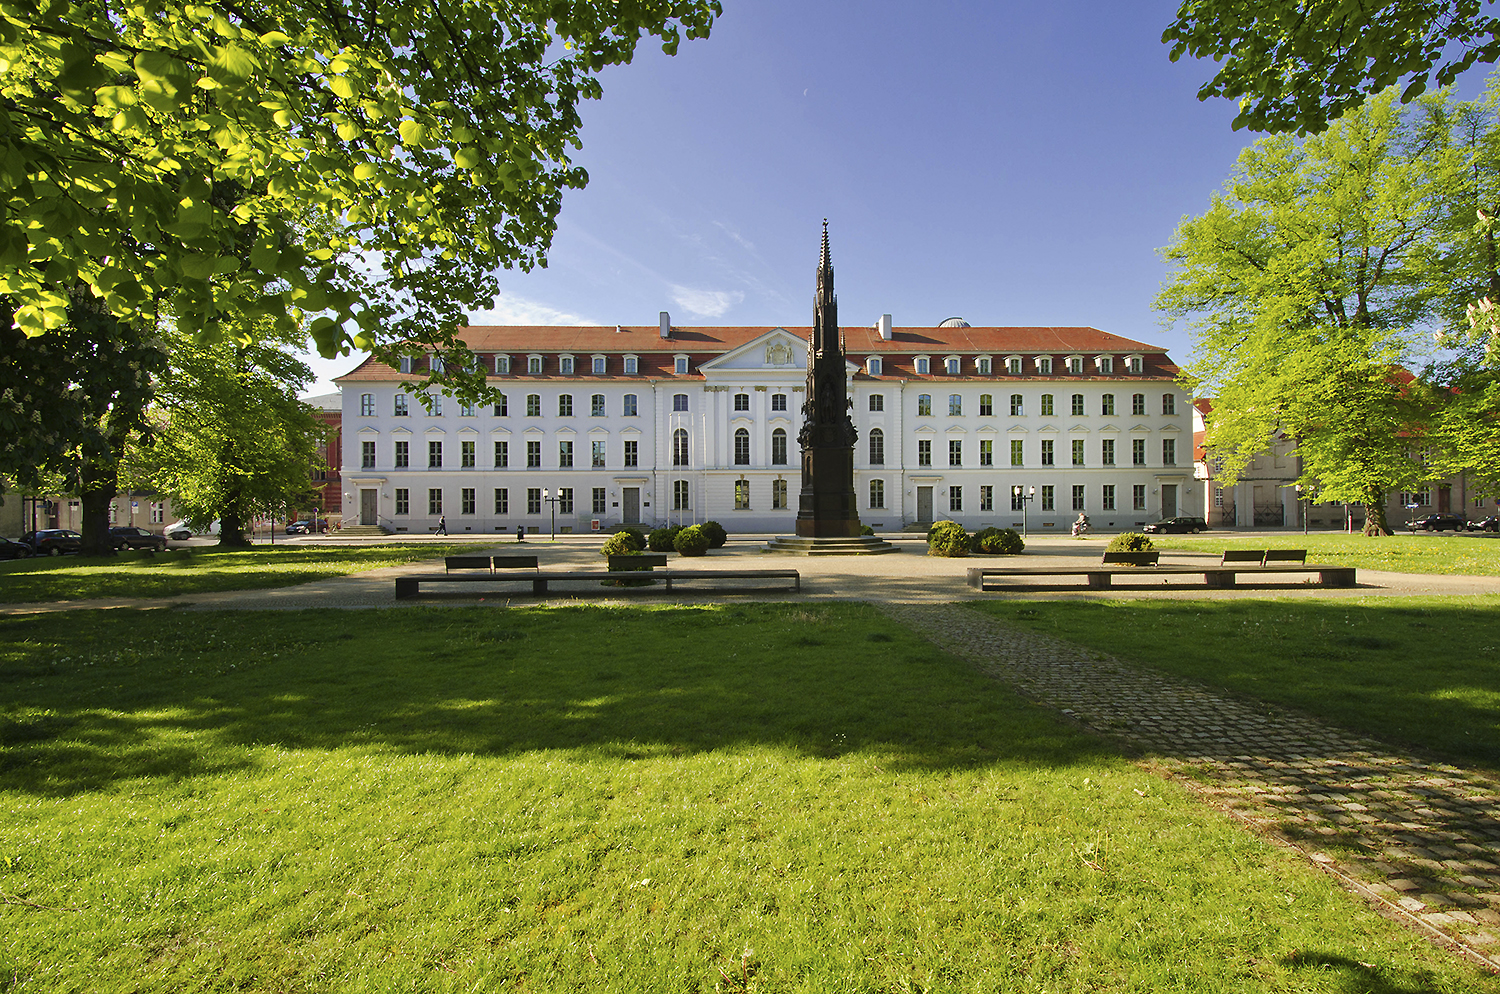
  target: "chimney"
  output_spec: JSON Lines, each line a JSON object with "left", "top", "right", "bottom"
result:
{"left": 659, "top": 311, "right": 671, "bottom": 339}
{"left": 876, "top": 313, "right": 893, "bottom": 341}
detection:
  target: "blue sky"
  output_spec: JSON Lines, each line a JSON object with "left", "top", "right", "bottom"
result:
{"left": 299, "top": 1, "right": 1475, "bottom": 394}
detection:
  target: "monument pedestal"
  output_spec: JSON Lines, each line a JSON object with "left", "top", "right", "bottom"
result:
{"left": 764, "top": 534, "right": 897, "bottom": 555}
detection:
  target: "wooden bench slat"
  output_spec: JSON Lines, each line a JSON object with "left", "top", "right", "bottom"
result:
{"left": 1102, "top": 551, "right": 1159, "bottom": 566}
{"left": 445, "top": 556, "right": 493, "bottom": 573}
{"left": 1220, "top": 549, "right": 1267, "bottom": 565}
{"left": 491, "top": 555, "right": 540, "bottom": 570}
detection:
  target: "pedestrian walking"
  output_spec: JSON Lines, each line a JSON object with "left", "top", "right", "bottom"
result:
{"left": 436, "top": 515, "right": 447, "bottom": 535}
{"left": 515, "top": 524, "right": 525, "bottom": 542}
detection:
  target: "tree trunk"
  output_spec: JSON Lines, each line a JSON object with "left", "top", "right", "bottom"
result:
{"left": 1362, "top": 500, "right": 1393, "bottom": 536}
{"left": 216, "top": 487, "right": 252, "bottom": 548}
{"left": 78, "top": 457, "right": 118, "bottom": 557}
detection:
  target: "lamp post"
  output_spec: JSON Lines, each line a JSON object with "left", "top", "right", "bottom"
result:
{"left": 1011, "top": 485, "right": 1036, "bottom": 537}
{"left": 542, "top": 488, "right": 561, "bottom": 541}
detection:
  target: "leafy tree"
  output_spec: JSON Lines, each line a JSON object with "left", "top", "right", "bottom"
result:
{"left": 4, "top": 0, "right": 719, "bottom": 399}
{"left": 1158, "top": 92, "right": 1444, "bottom": 534}
{"left": 0, "top": 292, "right": 164, "bottom": 554}
{"left": 144, "top": 331, "right": 324, "bottom": 547}
{"left": 1164, "top": 0, "right": 1500, "bottom": 134}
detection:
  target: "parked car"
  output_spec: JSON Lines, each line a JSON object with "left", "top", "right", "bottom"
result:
{"left": 1409, "top": 512, "right": 1467, "bottom": 531}
{"left": 109, "top": 526, "right": 168, "bottom": 552}
{"left": 284, "top": 520, "right": 312, "bottom": 535}
{"left": 21, "top": 529, "right": 82, "bottom": 555}
{"left": 1468, "top": 515, "right": 1500, "bottom": 532}
{"left": 166, "top": 519, "right": 220, "bottom": 541}
{"left": 1142, "top": 516, "right": 1210, "bottom": 534}
{"left": 0, "top": 537, "right": 32, "bottom": 560}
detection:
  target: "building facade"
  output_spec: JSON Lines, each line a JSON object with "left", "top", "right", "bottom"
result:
{"left": 334, "top": 315, "right": 1191, "bottom": 535}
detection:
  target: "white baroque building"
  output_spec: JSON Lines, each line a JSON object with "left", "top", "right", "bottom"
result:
{"left": 334, "top": 313, "right": 1190, "bottom": 535}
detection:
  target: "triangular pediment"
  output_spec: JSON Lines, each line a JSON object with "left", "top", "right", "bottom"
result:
{"left": 1068, "top": 424, "right": 1090, "bottom": 433}
{"left": 699, "top": 329, "right": 809, "bottom": 373}
{"left": 1130, "top": 424, "right": 1153, "bottom": 433}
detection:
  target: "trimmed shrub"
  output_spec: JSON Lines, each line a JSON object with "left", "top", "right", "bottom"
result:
{"left": 1107, "top": 532, "right": 1155, "bottom": 553}
{"left": 609, "top": 523, "right": 648, "bottom": 544}
{"left": 600, "top": 531, "right": 644, "bottom": 557}
{"left": 971, "top": 526, "right": 1024, "bottom": 555}
{"left": 860, "top": 524, "right": 875, "bottom": 536}
{"left": 927, "top": 520, "right": 971, "bottom": 558}
{"left": 647, "top": 526, "right": 681, "bottom": 552}
{"left": 700, "top": 520, "right": 728, "bottom": 549}
{"left": 674, "top": 525, "right": 711, "bottom": 557}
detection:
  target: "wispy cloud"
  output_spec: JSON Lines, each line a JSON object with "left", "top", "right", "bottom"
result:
{"left": 468, "top": 293, "right": 594, "bottom": 326}
{"left": 669, "top": 285, "right": 745, "bottom": 319}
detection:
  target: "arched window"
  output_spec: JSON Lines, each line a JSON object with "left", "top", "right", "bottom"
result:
{"left": 734, "top": 428, "right": 750, "bottom": 465}
{"left": 869, "top": 428, "right": 884, "bottom": 465}
{"left": 771, "top": 428, "right": 788, "bottom": 465}
{"left": 673, "top": 428, "right": 689, "bottom": 466}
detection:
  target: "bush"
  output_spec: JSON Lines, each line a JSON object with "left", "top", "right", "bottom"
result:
{"left": 647, "top": 526, "right": 681, "bottom": 552}
{"left": 673, "top": 525, "right": 711, "bottom": 557}
{"left": 609, "top": 523, "right": 648, "bottom": 544}
{"left": 926, "top": 520, "right": 971, "bottom": 557}
{"left": 861, "top": 524, "right": 875, "bottom": 536}
{"left": 971, "top": 526, "right": 1024, "bottom": 555}
{"left": 1107, "top": 532, "right": 1155, "bottom": 553}
{"left": 600, "top": 531, "right": 644, "bottom": 557}
{"left": 700, "top": 520, "right": 728, "bottom": 549}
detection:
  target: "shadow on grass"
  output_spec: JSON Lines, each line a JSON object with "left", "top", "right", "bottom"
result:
{"left": 0, "top": 604, "right": 1110, "bottom": 797}
{"left": 1285, "top": 951, "right": 1453, "bottom": 994}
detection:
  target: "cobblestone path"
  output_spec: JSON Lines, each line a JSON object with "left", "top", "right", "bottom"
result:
{"left": 883, "top": 601, "right": 1500, "bottom": 966}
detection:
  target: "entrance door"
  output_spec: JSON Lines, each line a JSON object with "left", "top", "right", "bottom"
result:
{"left": 360, "top": 489, "right": 377, "bottom": 525}
{"left": 623, "top": 488, "right": 640, "bottom": 524}
{"left": 917, "top": 486, "right": 934, "bottom": 522}
{"left": 1161, "top": 484, "right": 1177, "bottom": 519}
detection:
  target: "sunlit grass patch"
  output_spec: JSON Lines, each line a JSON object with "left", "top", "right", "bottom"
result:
{"left": 1148, "top": 532, "right": 1500, "bottom": 576}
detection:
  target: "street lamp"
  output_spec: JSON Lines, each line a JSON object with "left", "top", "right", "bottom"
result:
{"left": 1011, "top": 485, "right": 1036, "bottom": 537}
{"left": 541, "top": 488, "right": 561, "bottom": 541}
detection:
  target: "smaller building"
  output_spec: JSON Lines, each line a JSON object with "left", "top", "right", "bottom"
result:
{"left": 304, "top": 392, "right": 343, "bottom": 524}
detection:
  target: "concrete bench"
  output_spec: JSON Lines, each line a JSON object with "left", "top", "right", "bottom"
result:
{"left": 966, "top": 563, "right": 1356, "bottom": 591}
{"left": 395, "top": 567, "right": 799, "bottom": 598}
{"left": 1102, "top": 551, "right": 1158, "bottom": 566}
{"left": 1262, "top": 549, "right": 1307, "bottom": 565}
{"left": 1220, "top": 549, "right": 1267, "bottom": 566}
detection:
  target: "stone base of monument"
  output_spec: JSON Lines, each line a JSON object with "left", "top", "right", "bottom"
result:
{"left": 763, "top": 535, "right": 898, "bottom": 556}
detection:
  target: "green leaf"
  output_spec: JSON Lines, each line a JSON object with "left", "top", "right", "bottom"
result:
{"left": 327, "top": 75, "right": 355, "bottom": 99}
{"left": 453, "top": 147, "right": 480, "bottom": 169}
{"left": 398, "top": 119, "right": 426, "bottom": 147}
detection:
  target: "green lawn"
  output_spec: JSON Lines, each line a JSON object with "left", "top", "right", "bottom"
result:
{"left": 2, "top": 604, "right": 1493, "bottom": 992}
{"left": 1143, "top": 531, "right": 1500, "bottom": 575}
{"left": 0, "top": 545, "right": 477, "bottom": 602}
{"left": 970, "top": 595, "right": 1500, "bottom": 769}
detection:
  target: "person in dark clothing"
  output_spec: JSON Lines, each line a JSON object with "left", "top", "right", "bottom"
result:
{"left": 515, "top": 524, "right": 525, "bottom": 542}
{"left": 436, "top": 515, "right": 447, "bottom": 535}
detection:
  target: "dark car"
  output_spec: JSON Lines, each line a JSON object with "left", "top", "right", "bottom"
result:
{"left": 0, "top": 537, "right": 32, "bottom": 560}
{"left": 109, "top": 526, "right": 167, "bottom": 552}
{"left": 21, "top": 529, "right": 82, "bottom": 555}
{"left": 1410, "top": 513, "right": 1467, "bottom": 531}
{"left": 1142, "top": 516, "right": 1210, "bottom": 534}
{"left": 284, "top": 520, "right": 312, "bottom": 535}
{"left": 1469, "top": 515, "right": 1500, "bottom": 532}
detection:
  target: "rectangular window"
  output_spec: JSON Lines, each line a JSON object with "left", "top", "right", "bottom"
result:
{"left": 527, "top": 488, "right": 541, "bottom": 514}
{"left": 979, "top": 439, "right": 993, "bottom": 466}
{"left": 1132, "top": 393, "right": 1145, "bottom": 416}
{"left": 1041, "top": 439, "right": 1054, "bottom": 466}
{"left": 868, "top": 357, "right": 883, "bottom": 376}
{"left": 869, "top": 479, "right": 884, "bottom": 509}
{"left": 1071, "top": 394, "right": 1084, "bottom": 416}
{"left": 592, "top": 487, "right": 606, "bottom": 514}
{"left": 494, "top": 441, "right": 507, "bottom": 468}
{"left": 734, "top": 393, "right": 750, "bottom": 411}
{"left": 673, "top": 393, "right": 688, "bottom": 412}
{"left": 1011, "top": 488, "right": 1026, "bottom": 511}
{"left": 592, "top": 440, "right": 606, "bottom": 468}
{"left": 1101, "top": 394, "right": 1115, "bottom": 416}
{"left": 1098, "top": 357, "right": 1113, "bottom": 374}
{"left": 1162, "top": 393, "right": 1176, "bottom": 415}
{"left": 593, "top": 356, "right": 607, "bottom": 375}
{"left": 558, "top": 394, "right": 573, "bottom": 417}
{"left": 1102, "top": 485, "right": 1115, "bottom": 510}
{"left": 949, "top": 394, "right": 963, "bottom": 416}
{"left": 869, "top": 430, "right": 883, "bottom": 465}
{"left": 773, "top": 393, "right": 789, "bottom": 411}
{"left": 394, "top": 394, "right": 409, "bottom": 417}
{"left": 461, "top": 488, "right": 475, "bottom": 515}
{"left": 1072, "top": 485, "right": 1085, "bottom": 511}
{"left": 673, "top": 480, "right": 689, "bottom": 510}
{"left": 949, "top": 439, "right": 962, "bottom": 467}
{"left": 980, "top": 485, "right": 994, "bottom": 511}
{"left": 559, "top": 356, "right": 574, "bottom": 375}
{"left": 495, "top": 488, "right": 508, "bottom": 514}
{"left": 558, "top": 488, "right": 573, "bottom": 514}
{"left": 624, "top": 356, "right": 638, "bottom": 375}
{"left": 496, "top": 355, "right": 511, "bottom": 374}
{"left": 527, "top": 441, "right": 540, "bottom": 468}
{"left": 1101, "top": 438, "right": 1114, "bottom": 466}
{"left": 949, "top": 486, "right": 963, "bottom": 512}
{"left": 916, "top": 357, "right": 929, "bottom": 374}
{"left": 773, "top": 479, "right": 788, "bottom": 509}
{"left": 559, "top": 440, "right": 573, "bottom": 468}
{"left": 867, "top": 394, "right": 882, "bottom": 412}
{"left": 918, "top": 395, "right": 932, "bottom": 416}
{"left": 1069, "top": 357, "right": 1083, "bottom": 374}
{"left": 592, "top": 394, "right": 605, "bottom": 417}
{"left": 460, "top": 401, "right": 475, "bottom": 417}
{"left": 1215, "top": 486, "right": 1224, "bottom": 508}
{"left": 1162, "top": 439, "right": 1176, "bottom": 466}
{"left": 395, "top": 489, "right": 409, "bottom": 515}
{"left": 735, "top": 479, "right": 750, "bottom": 510}
{"left": 399, "top": 355, "right": 413, "bottom": 374}
{"left": 1009, "top": 393, "right": 1023, "bottom": 416}
{"left": 430, "top": 395, "right": 442, "bottom": 416}
{"left": 151, "top": 503, "right": 164, "bottom": 524}
{"left": 428, "top": 441, "right": 442, "bottom": 468}
{"left": 1040, "top": 394, "right": 1054, "bottom": 416}
{"left": 1041, "top": 485, "right": 1055, "bottom": 511}
{"left": 428, "top": 488, "right": 443, "bottom": 515}
{"left": 773, "top": 430, "right": 788, "bottom": 464}
{"left": 461, "top": 440, "right": 475, "bottom": 468}
{"left": 1010, "top": 439, "right": 1024, "bottom": 466}
{"left": 360, "top": 393, "right": 374, "bottom": 416}
{"left": 1006, "top": 357, "right": 1020, "bottom": 374}
{"left": 675, "top": 357, "right": 689, "bottom": 375}
{"left": 673, "top": 430, "right": 689, "bottom": 466}
{"left": 623, "top": 394, "right": 638, "bottom": 417}
{"left": 494, "top": 394, "right": 508, "bottom": 417}
{"left": 361, "top": 440, "right": 375, "bottom": 468}
{"left": 918, "top": 439, "right": 932, "bottom": 467}
{"left": 1131, "top": 484, "right": 1147, "bottom": 511}
{"left": 624, "top": 440, "right": 638, "bottom": 467}
{"left": 979, "top": 394, "right": 993, "bottom": 416}
{"left": 946, "top": 358, "right": 960, "bottom": 375}
{"left": 1132, "top": 439, "right": 1146, "bottom": 466}
{"left": 526, "top": 394, "right": 541, "bottom": 417}
{"left": 1071, "top": 439, "right": 1084, "bottom": 466}
{"left": 1039, "top": 358, "right": 1052, "bottom": 374}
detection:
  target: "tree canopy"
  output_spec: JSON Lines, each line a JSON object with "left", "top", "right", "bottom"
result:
{"left": 4, "top": 0, "right": 718, "bottom": 395}
{"left": 1164, "top": 0, "right": 1500, "bottom": 134}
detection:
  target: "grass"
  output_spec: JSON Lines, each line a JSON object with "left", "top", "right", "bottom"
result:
{"left": 2, "top": 604, "right": 1496, "bottom": 992}
{"left": 0, "top": 544, "right": 478, "bottom": 602}
{"left": 1141, "top": 531, "right": 1500, "bottom": 576}
{"left": 969, "top": 595, "right": 1500, "bottom": 769}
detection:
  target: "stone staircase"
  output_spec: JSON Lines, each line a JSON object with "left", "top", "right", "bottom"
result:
{"left": 335, "top": 524, "right": 390, "bottom": 537}
{"left": 763, "top": 534, "right": 897, "bottom": 556}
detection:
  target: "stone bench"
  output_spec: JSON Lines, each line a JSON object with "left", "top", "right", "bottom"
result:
{"left": 395, "top": 567, "right": 799, "bottom": 598}
{"left": 966, "top": 563, "right": 1355, "bottom": 591}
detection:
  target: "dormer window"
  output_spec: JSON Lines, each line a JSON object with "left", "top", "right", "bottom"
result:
{"left": 1095, "top": 355, "right": 1114, "bottom": 374}
{"left": 1035, "top": 356, "right": 1052, "bottom": 375}
{"left": 527, "top": 355, "right": 543, "bottom": 375}
{"left": 592, "top": 355, "right": 607, "bottom": 375}
{"left": 867, "top": 357, "right": 882, "bottom": 376}
{"left": 944, "top": 357, "right": 961, "bottom": 376}
{"left": 1127, "top": 355, "right": 1143, "bottom": 374}
{"left": 430, "top": 354, "right": 445, "bottom": 374}
{"left": 1006, "top": 356, "right": 1023, "bottom": 375}
{"left": 915, "top": 356, "right": 930, "bottom": 375}
{"left": 494, "top": 355, "right": 510, "bottom": 374}
{"left": 1067, "top": 355, "right": 1083, "bottom": 374}
{"left": 624, "top": 355, "right": 639, "bottom": 375}
{"left": 398, "top": 355, "right": 413, "bottom": 374}
{"left": 559, "top": 355, "right": 574, "bottom": 375}
{"left": 674, "top": 355, "right": 690, "bottom": 375}
{"left": 976, "top": 357, "right": 992, "bottom": 375}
